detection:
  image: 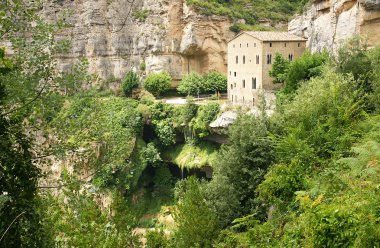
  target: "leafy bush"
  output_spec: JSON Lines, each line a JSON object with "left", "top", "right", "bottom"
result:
{"left": 143, "top": 142, "right": 161, "bottom": 165}
{"left": 121, "top": 71, "right": 139, "bottom": 97}
{"left": 178, "top": 71, "right": 227, "bottom": 96}
{"left": 173, "top": 177, "right": 220, "bottom": 247}
{"left": 204, "top": 71, "right": 227, "bottom": 93}
{"left": 144, "top": 72, "right": 172, "bottom": 97}
{"left": 269, "top": 53, "right": 290, "bottom": 84}
{"left": 146, "top": 229, "right": 169, "bottom": 248}
{"left": 177, "top": 72, "right": 204, "bottom": 96}
{"left": 284, "top": 50, "right": 329, "bottom": 93}
{"left": 206, "top": 115, "right": 274, "bottom": 226}
{"left": 190, "top": 103, "right": 220, "bottom": 138}
{"left": 154, "top": 119, "right": 176, "bottom": 147}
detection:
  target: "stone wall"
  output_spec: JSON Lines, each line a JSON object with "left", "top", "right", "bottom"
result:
{"left": 289, "top": 0, "right": 380, "bottom": 53}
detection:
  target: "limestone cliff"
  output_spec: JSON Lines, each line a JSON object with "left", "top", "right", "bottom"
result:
{"left": 42, "top": 0, "right": 234, "bottom": 80}
{"left": 289, "top": 0, "right": 380, "bottom": 53}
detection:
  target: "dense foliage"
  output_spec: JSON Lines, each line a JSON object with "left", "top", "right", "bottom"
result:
{"left": 177, "top": 71, "right": 227, "bottom": 96}
{"left": 51, "top": 96, "right": 145, "bottom": 189}
{"left": 270, "top": 50, "right": 329, "bottom": 94}
{"left": 121, "top": 71, "right": 140, "bottom": 97}
{"left": 187, "top": 0, "right": 309, "bottom": 31}
{"left": 143, "top": 72, "right": 172, "bottom": 97}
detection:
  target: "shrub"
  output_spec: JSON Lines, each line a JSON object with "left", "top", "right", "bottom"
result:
{"left": 143, "top": 72, "right": 172, "bottom": 97}
{"left": 154, "top": 119, "right": 176, "bottom": 146}
{"left": 173, "top": 177, "right": 220, "bottom": 247}
{"left": 269, "top": 53, "right": 289, "bottom": 84}
{"left": 190, "top": 103, "right": 220, "bottom": 138}
{"left": 133, "top": 9, "right": 150, "bottom": 22}
{"left": 178, "top": 71, "right": 227, "bottom": 96}
{"left": 177, "top": 72, "right": 204, "bottom": 96}
{"left": 204, "top": 71, "right": 227, "bottom": 93}
{"left": 284, "top": 50, "right": 329, "bottom": 93}
{"left": 121, "top": 71, "right": 139, "bottom": 97}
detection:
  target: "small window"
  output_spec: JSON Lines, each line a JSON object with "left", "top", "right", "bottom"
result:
{"left": 230, "top": 84, "right": 233, "bottom": 89}
{"left": 254, "top": 43, "right": 256, "bottom": 47}
{"left": 298, "top": 43, "right": 300, "bottom": 47}
{"left": 234, "top": 72, "right": 237, "bottom": 77}
{"left": 284, "top": 43, "right": 287, "bottom": 47}
{"left": 240, "top": 44, "right": 242, "bottom": 48}
{"left": 247, "top": 43, "right": 249, "bottom": 47}
{"left": 252, "top": 98, "right": 255, "bottom": 106}
{"left": 256, "top": 55, "right": 260, "bottom": 64}
{"left": 267, "top": 54, "right": 272, "bottom": 64}
{"left": 243, "top": 56, "right": 246, "bottom": 64}
{"left": 243, "top": 79, "right": 246, "bottom": 88}
{"left": 234, "top": 82, "right": 236, "bottom": 88}
{"left": 233, "top": 44, "right": 235, "bottom": 48}
{"left": 232, "top": 95, "right": 234, "bottom": 101}
{"left": 288, "top": 54, "right": 293, "bottom": 61}
{"left": 229, "top": 71, "right": 231, "bottom": 75}
{"left": 269, "top": 43, "right": 272, "bottom": 47}
{"left": 252, "top": 78, "right": 257, "bottom": 89}
{"left": 236, "top": 56, "right": 238, "bottom": 64}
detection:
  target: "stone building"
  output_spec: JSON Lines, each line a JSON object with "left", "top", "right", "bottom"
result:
{"left": 227, "top": 31, "right": 306, "bottom": 108}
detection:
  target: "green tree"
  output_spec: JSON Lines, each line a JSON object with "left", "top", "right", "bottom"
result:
{"left": 0, "top": 0, "right": 66, "bottom": 245}
{"left": 144, "top": 72, "right": 172, "bottom": 97}
{"left": 190, "top": 103, "right": 220, "bottom": 138}
{"left": 121, "top": 70, "right": 139, "bottom": 97}
{"left": 204, "top": 71, "right": 227, "bottom": 93}
{"left": 174, "top": 177, "right": 220, "bottom": 247}
{"left": 269, "top": 53, "right": 289, "bottom": 84}
{"left": 284, "top": 50, "right": 328, "bottom": 93}
{"left": 177, "top": 72, "right": 204, "bottom": 96}
{"left": 206, "top": 115, "right": 274, "bottom": 226}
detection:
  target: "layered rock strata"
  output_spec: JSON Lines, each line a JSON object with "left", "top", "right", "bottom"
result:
{"left": 289, "top": 0, "right": 380, "bottom": 53}
{"left": 42, "top": 0, "right": 234, "bottom": 80}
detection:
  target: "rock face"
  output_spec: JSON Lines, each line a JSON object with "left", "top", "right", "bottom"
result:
{"left": 289, "top": 0, "right": 380, "bottom": 53}
{"left": 42, "top": 0, "right": 234, "bottom": 80}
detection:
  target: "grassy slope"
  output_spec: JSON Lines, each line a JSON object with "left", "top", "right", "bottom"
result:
{"left": 187, "top": 0, "right": 309, "bottom": 31}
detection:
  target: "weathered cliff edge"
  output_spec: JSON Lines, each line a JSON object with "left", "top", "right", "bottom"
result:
{"left": 289, "top": 0, "right": 380, "bottom": 53}
{"left": 43, "top": 0, "right": 234, "bottom": 80}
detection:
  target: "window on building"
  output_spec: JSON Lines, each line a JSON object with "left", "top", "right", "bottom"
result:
{"left": 269, "top": 42, "right": 272, "bottom": 47}
{"left": 234, "top": 82, "right": 236, "bottom": 88}
{"left": 252, "top": 97, "right": 255, "bottom": 106}
{"left": 288, "top": 54, "right": 293, "bottom": 61}
{"left": 243, "top": 79, "right": 246, "bottom": 88}
{"left": 254, "top": 43, "right": 256, "bottom": 47}
{"left": 236, "top": 56, "right": 238, "bottom": 64}
{"left": 233, "top": 44, "right": 235, "bottom": 48}
{"left": 240, "top": 44, "right": 242, "bottom": 48}
{"left": 284, "top": 43, "right": 287, "bottom": 47}
{"left": 298, "top": 42, "right": 300, "bottom": 47}
{"left": 247, "top": 43, "right": 249, "bottom": 47}
{"left": 252, "top": 78, "right": 257, "bottom": 89}
{"left": 229, "top": 71, "right": 231, "bottom": 75}
{"left": 243, "top": 56, "right": 246, "bottom": 64}
{"left": 256, "top": 55, "right": 260, "bottom": 64}
{"left": 267, "top": 54, "right": 272, "bottom": 64}
{"left": 234, "top": 72, "right": 237, "bottom": 77}
{"left": 243, "top": 97, "right": 245, "bottom": 104}
{"left": 232, "top": 95, "right": 234, "bottom": 102}
{"left": 230, "top": 84, "right": 233, "bottom": 89}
